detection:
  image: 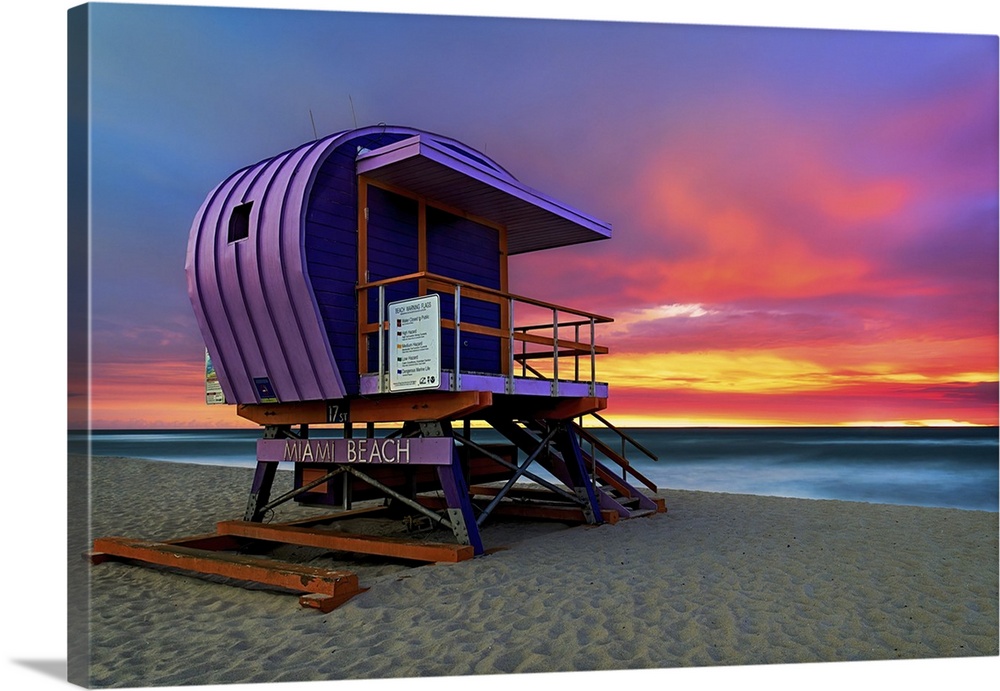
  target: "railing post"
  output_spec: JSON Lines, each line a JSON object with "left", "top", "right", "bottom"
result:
{"left": 507, "top": 296, "right": 515, "bottom": 394}
{"left": 621, "top": 436, "right": 627, "bottom": 481}
{"left": 453, "top": 284, "right": 462, "bottom": 392}
{"left": 378, "top": 284, "right": 385, "bottom": 393}
{"left": 574, "top": 323, "right": 580, "bottom": 382}
{"left": 551, "top": 308, "right": 559, "bottom": 396}
{"left": 521, "top": 330, "right": 527, "bottom": 377}
{"left": 589, "top": 317, "right": 596, "bottom": 397}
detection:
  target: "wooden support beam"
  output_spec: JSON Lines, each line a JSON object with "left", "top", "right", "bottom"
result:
{"left": 485, "top": 397, "right": 606, "bottom": 421}
{"left": 533, "top": 397, "right": 607, "bottom": 420}
{"left": 91, "top": 537, "right": 361, "bottom": 599}
{"left": 163, "top": 532, "right": 245, "bottom": 551}
{"left": 271, "top": 506, "right": 390, "bottom": 528}
{"left": 469, "top": 484, "right": 555, "bottom": 500}
{"left": 416, "top": 496, "right": 619, "bottom": 525}
{"left": 513, "top": 331, "right": 609, "bottom": 355}
{"left": 237, "top": 391, "right": 494, "bottom": 426}
{"left": 216, "top": 521, "right": 474, "bottom": 563}
{"left": 237, "top": 400, "right": 333, "bottom": 425}
{"left": 351, "top": 390, "right": 492, "bottom": 423}
{"left": 300, "top": 589, "right": 370, "bottom": 613}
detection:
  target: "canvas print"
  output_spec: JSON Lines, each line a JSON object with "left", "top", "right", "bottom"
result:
{"left": 64, "top": 2, "right": 997, "bottom": 690}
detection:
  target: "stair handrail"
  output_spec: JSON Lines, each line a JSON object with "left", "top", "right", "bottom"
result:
{"left": 574, "top": 423, "right": 659, "bottom": 493}
{"left": 589, "top": 412, "right": 658, "bottom": 462}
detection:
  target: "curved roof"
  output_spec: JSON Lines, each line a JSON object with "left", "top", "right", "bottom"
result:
{"left": 186, "top": 125, "right": 612, "bottom": 405}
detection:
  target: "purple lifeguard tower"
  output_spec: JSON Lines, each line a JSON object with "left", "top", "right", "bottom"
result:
{"left": 93, "top": 125, "right": 662, "bottom": 611}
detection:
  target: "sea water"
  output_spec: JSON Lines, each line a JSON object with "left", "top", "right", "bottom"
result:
{"left": 76, "top": 426, "right": 999, "bottom": 512}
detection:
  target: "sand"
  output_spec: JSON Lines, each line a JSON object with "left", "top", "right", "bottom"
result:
{"left": 70, "top": 455, "right": 998, "bottom": 688}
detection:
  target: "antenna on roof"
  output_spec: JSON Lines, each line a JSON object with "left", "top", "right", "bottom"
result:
{"left": 349, "top": 95, "right": 358, "bottom": 129}
{"left": 308, "top": 109, "right": 318, "bottom": 140}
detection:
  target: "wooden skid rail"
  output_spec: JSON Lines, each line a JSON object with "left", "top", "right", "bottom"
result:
{"left": 216, "top": 521, "right": 474, "bottom": 563}
{"left": 89, "top": 507, "right": 475, "bottom": 613}
{"left": 91, "top": 536, "right": 362, "bottom": 610}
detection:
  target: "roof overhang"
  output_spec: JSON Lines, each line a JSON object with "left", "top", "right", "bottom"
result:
{"left": 355, "top": 135, "right": 611, "bottom": 254}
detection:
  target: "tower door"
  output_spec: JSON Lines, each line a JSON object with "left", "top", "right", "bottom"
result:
{"left": 359, "top": 177, "right": 509, "bottom": 377}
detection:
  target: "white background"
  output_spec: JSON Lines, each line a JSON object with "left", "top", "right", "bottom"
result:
{"left": 4, "top": 2, "right": 998, "bottom": 691}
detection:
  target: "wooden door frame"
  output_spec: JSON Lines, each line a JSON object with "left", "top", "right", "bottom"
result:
{"left": 357, "top": 175, "right": 510, "bottom": 376}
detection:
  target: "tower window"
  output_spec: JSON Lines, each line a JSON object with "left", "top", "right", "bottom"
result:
{"left": 228, "top": 202, "right": 253, "bottom": 243}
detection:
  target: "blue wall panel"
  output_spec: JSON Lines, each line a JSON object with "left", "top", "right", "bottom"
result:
{"left": 304, "top": 133, "right": 409, "bottom": 394}
{"left": 427, "top": 208, "right": 502, "bottom": 374}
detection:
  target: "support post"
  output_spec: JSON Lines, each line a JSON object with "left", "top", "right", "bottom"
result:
{"left": 244, "top": 461, "right": 278, "bottom": 522}
{"left": 342, "top": 423, "right": 353, "bottom": 510}
{"left": 589, "top": 317, "right": 596, "bottom": 397}
{"left": 244, "top": 424, "right": 295, "bottom": 521}
{"left": 552, "top": 422, "right": 603, "bottom": 525}
{"left": 453, "top": 284, "right": 462, "bottom": 392}
{"left": 551, "top": 308, "right": 559, "bottom": 396}
{"left": 507, "top": 296, "right": 515, "bottom": 394}
{"left": 427, "top": 421, "right": 483, "bottom": 555}
{"left": 378, "top": 284, "right": 386, "bottom": 393}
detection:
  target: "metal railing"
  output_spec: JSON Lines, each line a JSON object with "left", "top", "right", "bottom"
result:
{"left": 357, "top": 271, "right": 613, "bottom": 395}
{"left": 574, "top": 413, "right": 659, "bottom": 493}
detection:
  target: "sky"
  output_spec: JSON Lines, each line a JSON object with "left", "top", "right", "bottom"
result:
{"left": 65, "top": 1, "right": 998, "bottom": 428}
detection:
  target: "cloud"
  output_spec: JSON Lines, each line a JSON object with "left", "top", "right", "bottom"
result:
{"left": 602, "top": 379, "right": 998, "bottom": 427}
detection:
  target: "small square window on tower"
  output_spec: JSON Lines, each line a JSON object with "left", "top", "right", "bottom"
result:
{"left": 227, "top": 202, "right": 253, "bottom": 243}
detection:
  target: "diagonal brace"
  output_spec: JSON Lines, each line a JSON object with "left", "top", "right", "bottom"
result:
{"left": 471, "top": 425, "right": 562, "bottom": 527}
{"left": 341, "top": 465, "right": 452, "bottom": 531}
{"left": 259, "top": 466, "right": 348, "bottom": 515}
{"left": 453, "top": 430, "right": 583, "bottom": 507}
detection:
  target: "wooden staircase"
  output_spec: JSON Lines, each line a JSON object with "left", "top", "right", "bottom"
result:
{"left": 570, "top": 417, "right": 664, "bottom": 519}
{"left": 514, "top": 416, "right": 665, "bottom": 521}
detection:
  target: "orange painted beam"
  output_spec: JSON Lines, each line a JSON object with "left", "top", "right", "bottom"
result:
{"left": 530, "top": 397, "right": 608, "bottom": 420}
{"left": 216, "top": 521, "right": 474, "bottom": 563}
{"left": 416, "top": 496, "right": 618, "bottom": 524}
{"left": 513, "top": 331, "right": 610, "bottom": 355}
{"left": 275, "top": 506, "right": 391, "bottom": 527}
{"left": 351, "top": 390, "right": 492, "bottom": 422}
{"left": 163, "top": 532, "right": 245, "bottom": 551}
{"left": 300, "top": 589, "right": 370, "bottom": 613}
{"left": 238, "top": 391, "right": 494, "bottom": 426}
{"left": 237, "top": 400, "right": 333, "bottom": 425}
{"left": 92, "top": 537, "right": 360, "bottom": 598}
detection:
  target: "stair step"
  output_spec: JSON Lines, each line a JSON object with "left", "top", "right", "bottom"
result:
{"left": 600, "top": 490, "right": 640, "bottom": 507}
{"left": 626, "top": 508, "right": 657, "bottom": 518}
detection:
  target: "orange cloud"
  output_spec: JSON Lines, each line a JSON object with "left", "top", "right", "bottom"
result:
{"left": 601, "top": 381, "right": 998, "bottom": 428}
{"left": 89, "top": 360, "right": 255, "bottom": 429}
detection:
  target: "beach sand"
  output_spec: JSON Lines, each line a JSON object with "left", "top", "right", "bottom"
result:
{"left": 71, "top": 455, "right": 998, "bottom": 688}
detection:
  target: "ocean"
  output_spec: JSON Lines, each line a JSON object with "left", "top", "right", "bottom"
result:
{"left": 75, "top": 426, "right": 999, "bottom": 512}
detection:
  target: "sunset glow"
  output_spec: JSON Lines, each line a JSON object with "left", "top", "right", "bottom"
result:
{"left": 76, "top": 6, "right": 998, "bottom": 429}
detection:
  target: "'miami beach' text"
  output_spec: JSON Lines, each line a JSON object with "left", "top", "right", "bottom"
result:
{"left": 256, "top": 437, "right": 453, "bottom": 465}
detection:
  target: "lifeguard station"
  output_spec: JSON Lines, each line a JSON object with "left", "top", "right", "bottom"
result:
{"left": 92, "top": 125, "right": 663, "bottom": 611}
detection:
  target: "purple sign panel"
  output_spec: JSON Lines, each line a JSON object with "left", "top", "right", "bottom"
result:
{"left": 256, "top": 437, "right": 454, "bottom": 465}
